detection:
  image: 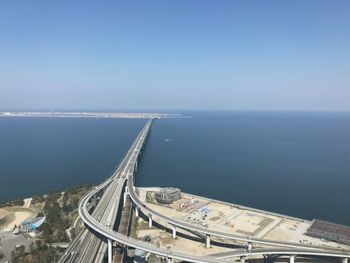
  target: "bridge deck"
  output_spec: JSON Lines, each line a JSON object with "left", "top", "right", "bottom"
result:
{"left": 60, "top": 119, "right": 350, "bottom": 263}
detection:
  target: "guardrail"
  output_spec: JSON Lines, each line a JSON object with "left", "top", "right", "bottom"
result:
{"left": 76, "top": 119, "right": 350, "bottom": 262}
{"left": 127, "top": 177, "right": 350, "bottom": 252}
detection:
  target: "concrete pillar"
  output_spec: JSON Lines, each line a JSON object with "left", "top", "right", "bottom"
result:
{"left": 107, "top": 239, "right": 112, "bottom": 263}
{"left": 148, "top": 215, "right": 152, "bottom": 228}
{"left": 289, "top": 255, "right": 295, "bottom": 263}
{"left": 205, "top": 234, "right": 210, "bottom": 248}
{"left": 172, "top": 225, "right": 176, "bottom": 239}
{"left": 123, "top": 192, "right": 127, "bottom": 207}
{"left": 134, "top": 206, "right": 139, "bottom": 217}
{"left": 92, "top": 193, "right": 97, "bottom": 208}
{"left": 342, "top": 258, "right": 349, "bottom": 263}
{"left": 135, "top": 161, "right": 138, "bottom": 172}
{"left": 240, "top": 256, "right": 246, "bottom": 263}
{"left": 247, "top": 242, "right": 252, "bottom": 252}
{"left": 166, "top": 258, "right": 173, "bottom": 263}
{"left": 125, "top": 186, "right": 129, "bottom": 194}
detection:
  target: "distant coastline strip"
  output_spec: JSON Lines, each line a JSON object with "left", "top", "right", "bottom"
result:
{"left": 0, "top": 111, "right": 181, "bottom": 119}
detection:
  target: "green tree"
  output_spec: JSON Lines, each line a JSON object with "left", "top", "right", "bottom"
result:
{"left": 29, "top": 242, "right": 35, "bottom": 254}
{"left": 18, "top": 245, "right": 25, "bottom": 256}
{"left": 35, "top": 240, "right": 42, "bottom": 250}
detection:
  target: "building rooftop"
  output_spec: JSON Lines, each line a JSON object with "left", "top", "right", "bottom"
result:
{"left": 21, "top": 216, "right": 45, "bottom": 230}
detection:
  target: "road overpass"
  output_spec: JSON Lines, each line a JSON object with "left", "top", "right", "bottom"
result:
{"left": 127, "top": 178, "right": 350, "bottom": 251}
{"left": 60, "top": 119, "right": 350, "bottom": 263}
{"left": 59, "top": 119, "right": 153, "bottom": 263}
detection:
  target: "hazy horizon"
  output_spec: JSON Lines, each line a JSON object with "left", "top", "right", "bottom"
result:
{"left": 2, "top": 108, "right": 350, "bottom": 114}
{"left": 1, "top": 1, "right": 349, "bottom": 111}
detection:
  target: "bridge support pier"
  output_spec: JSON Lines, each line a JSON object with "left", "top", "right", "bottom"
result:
{"left": 134, "top": 206, "right": 139, "bottom": 217}
{"left": 107, "top": 239, "right": 112, "bottom": 263}
{"left": 92, "top": 193, "right": 97, "bottom": 208}
{"left": 240, "top": 256, "right": 246, "bottom": 263}
{"left": 342, "top": 258, "right": 349, "bottom": 263}
{"left": 263, "top": 255, "right": 271, "bottom": 263}
{"left": 148, "top": 215, "right": 152, "bottom": 228}
{"left": 246, "top": 242, "right": 252, "bottom": 252}
{"left": 123, "top": 192, "right": 127, "bottom": 207}
{"left": 205, "top": 234, "right": 210, "bottom": 248}
{"left": 289, "top": 255, "right": 295, "bottom": 263}
{"left": 172, "top": 225, "right": 176, "bottom": 239}
{"left": 123, "top": 185, "right": 129, "bottom": 207}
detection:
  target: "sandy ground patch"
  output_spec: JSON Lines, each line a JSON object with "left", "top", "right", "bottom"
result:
{"left": 0, "top": 207, "right": 37, "bottom": 231}
{"left": 138, "top": 188, "right": 350, "bottom": 251}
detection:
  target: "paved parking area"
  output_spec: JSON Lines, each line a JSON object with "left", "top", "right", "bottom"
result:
{"left": 0, "top": 231, "right": 35, "bottom": 262}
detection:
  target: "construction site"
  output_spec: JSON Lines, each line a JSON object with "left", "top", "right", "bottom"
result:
{"left": 131, "top": 187, "right": 350, "bottom": 262}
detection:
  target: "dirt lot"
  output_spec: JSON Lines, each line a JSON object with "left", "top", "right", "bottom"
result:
{"left": 0, "top": 207, "right": 37, "bottom": 231}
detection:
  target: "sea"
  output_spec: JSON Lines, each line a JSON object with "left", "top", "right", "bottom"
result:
{"left": 0, "top": 111, "right": 349, "bottom": 225}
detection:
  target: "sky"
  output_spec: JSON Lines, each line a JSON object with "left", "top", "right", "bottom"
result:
{"left": 0, "top": 1, "right": 349, "bottom": 111}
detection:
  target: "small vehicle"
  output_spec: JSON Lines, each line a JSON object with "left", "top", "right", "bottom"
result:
{"left": 13, "top": 228, "right": 20, "bottom": 235}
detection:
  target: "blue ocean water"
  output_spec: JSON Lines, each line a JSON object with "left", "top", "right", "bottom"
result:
{"left": 0, "top": 117, "right": 146, "bottom": 201}
{"left": 0, "top": 112, "right": 349, "bottom": 225}
{"left": 137, "top": 111, "right": 350, "bottom": 225}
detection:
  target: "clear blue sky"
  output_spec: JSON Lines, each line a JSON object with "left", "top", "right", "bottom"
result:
{"left": 1, "top": 1, "right": 349, "bottom": 111}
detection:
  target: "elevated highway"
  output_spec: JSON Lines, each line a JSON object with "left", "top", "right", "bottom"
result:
{"left": 59, "top": 120, "right": 153, "bottom": 263}
{"left": 61, "top": 118, "right": 350, "bottom": 263}
{"left": 127, "top": 179, "right": 349, "bottom": 251}
{"left": 80, "top": 179, "right": 350, "bottom": 263}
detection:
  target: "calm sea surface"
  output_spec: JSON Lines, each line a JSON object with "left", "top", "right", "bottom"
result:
{"left": 0, "top": 112, "right": 349, "bottom": 225}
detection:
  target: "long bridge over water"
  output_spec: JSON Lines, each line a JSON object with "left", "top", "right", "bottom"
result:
{"left": 58, "top": 118, "right": 350, "bottom": 263}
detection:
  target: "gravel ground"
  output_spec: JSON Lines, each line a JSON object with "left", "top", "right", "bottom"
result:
{"left": 0, "top": 231, "right": 36, "bottom": 263}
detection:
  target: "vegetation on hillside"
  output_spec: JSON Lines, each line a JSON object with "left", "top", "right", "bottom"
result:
{"left": 38, "top": 184, "right": 92, "bottom": 243}
{"left": 6, "top": 184, "right": 93, "bottom": 262}
{"left": 0, "top": 199, "right": 24, "bottom": 208}
{"left": 10, "top": 241, "right": 63, "bottom": 263}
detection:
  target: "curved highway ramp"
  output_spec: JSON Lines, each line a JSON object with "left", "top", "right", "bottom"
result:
{"left": 58, "top": 119, "right": 350, "bottom": 263}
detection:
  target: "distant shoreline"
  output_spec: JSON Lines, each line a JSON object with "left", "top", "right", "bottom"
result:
{"left": 0, "top": 111, "right": 175, "bottom": 119}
